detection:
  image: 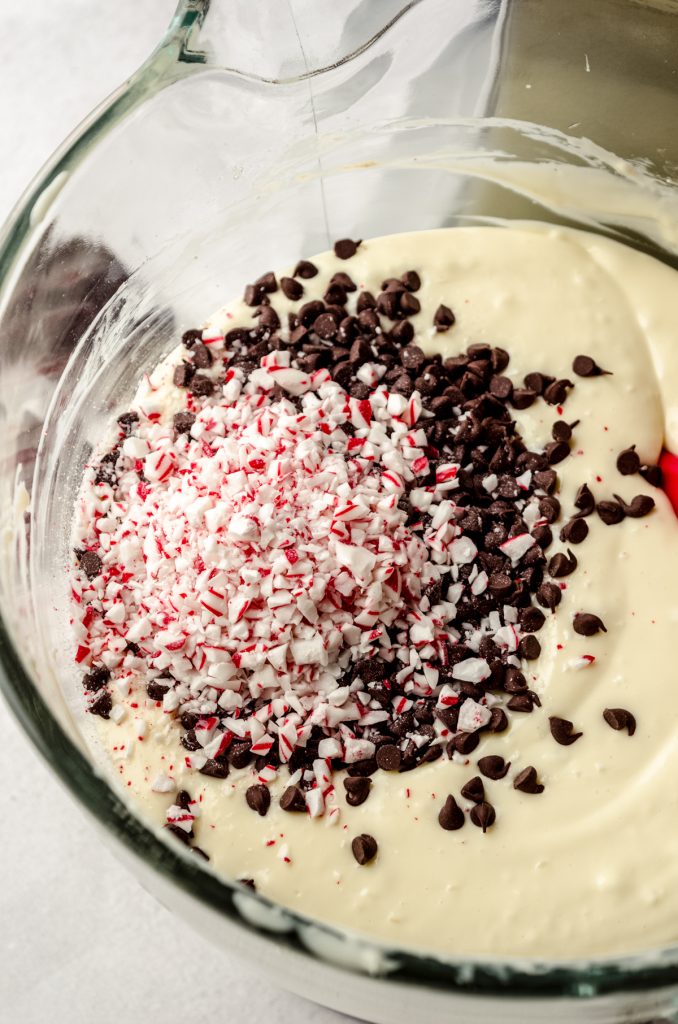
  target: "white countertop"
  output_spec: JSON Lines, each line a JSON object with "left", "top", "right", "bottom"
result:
{"left": 0, "top": 5, "right": 349, "bottom": 1020}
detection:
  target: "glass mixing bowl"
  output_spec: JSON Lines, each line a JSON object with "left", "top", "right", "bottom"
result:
{"left": 2, "top": 1, "right": 678, "bottom": 1020}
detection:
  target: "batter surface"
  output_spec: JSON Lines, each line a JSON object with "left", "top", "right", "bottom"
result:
{"left": 71, "top": 226, "right": 678, "bottom": 958}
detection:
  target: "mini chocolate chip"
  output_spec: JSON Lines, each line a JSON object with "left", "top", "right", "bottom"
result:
{"left": 507, "top": 693, "right": 534, "bottom": 713}
{"left": 180, "top": 710, "right": 199, "bottom": 730}
{"left": 489, "top": 375, "right": 513, "bottom": 400}
{"left": 640, "top": 464, "right": 662, "bottom": 487}
{"left": 334, "top": 238, "right": 361, "bottom": 260}
{"left": 280, "top": 276, "right": 304, "bottom": 300}
{"left": 438, "top": 795, "right": 465, "bottom": 831}
{"left": 414, "top": 372, "right": 438, "bottom": 396}
{"left": 400, "top": 344, "right": 425, "bottom": 371}
{"left": 257, "top": 305, "right": 280, "bottom": 331}
{"left": 487, "top": 707, "right": 509, "bottom": 732}
{"left": 616, "top": 446, "right": 640, "bottom": 476}
{"left": 314, "top": 313, "right": 339, "bottom": 340}
{"left": 573, "top": 612, "right": 606, "bottom": 636}
{"left": 298, "top": 300, "right": 324, "bottom": 327}
{"left": 536, "top": 581, "right": 562, "bottom": 610}
{"left": 622, "top": 494, "right": 655, "bottom": 518}
{"left": 79, "top": 550, "right": 102, "bottom": 579}
{"left": 574, "top": 483, "right": 595, "bottom": 515}
{"left": 519, "top": 606, "right": 546, "bottom": 632}
{"left": 534, "top": 469, "right": 557, "bottom": 494}
{"left": 470, "top": 801, "right": 496, "bottom": 832}
{"left": 347, "top": 758, "right": 378, "bottom": 777}
{"left": 560, "top": 518, "right": 589, "bottom": 544}
{"left": 538, "top": 496, "right": 561, "bottom": 523}
{"left": 379, "top": 276, "right": 404, "bottom": 292}
{"left": 289, "top": 324, "right": 308, "bottom": 345}
{"left": 399, "top": 270, "right": 421, "bottom": 291}
{"left": 376, "top": 290, "right": 399, "bottom": 320}
{"left": 190, "top": 374, "right": 215, "bottom": 397}
{"left": 173, "top": 411, "right": 195, "bottom": 435}
{"left": 243, "top": 283, "right": 265, "bottom": 306}
{"left": 245, "top": 784, "right": 271, "bottom": 816}
{"left": 511, "top": 388, "right": 537, "bottom": 410}
{"left": 433, "top": 304, "right": 455, "bottom": 332}
{"left": 549, "top": 549, "right": 577, "bottom": 577}
{"left": 294, "top": 259, "right": 318, "bottom": 279}
{"left": 358, "top": 308, "right": 380, "bottom": 334}
{"left": 376, "top": 743, "right": 401, "bottom": 771}
{"left": 545, "top": 440, "right": 570, "bottom": 465}
{"left": 429, "top": 395, "right": 455, "bottom": 417}
{"left": 173, "top": 362, "right": 195, "bottom": 388}
{"left": 332, "top": 361, "right": 353, "bottom": 387}
{"left": 181, "top": 729, "right": 201, "bottom": 752}
{"left": 356, "top": 290, "right": 376, "bottom": 312}
{"left": 344, "top": 776, "right": 372, "bottom": 807}
{"left": 338, "top": 316, "right": 359, "bottom": 344}
{"left": 491, "top": 347, "right": 510, "bottom": 372}
{"left": 549, "top": 716, "right": 583, "bottom": 745}
{"left": 116, "top": 412, "right": 139, "bottom": 438}
{"left": 330, "top": 271, "right": 357, "bottom": 292}
{"left": 280, "top": 785, "right": 307, "bottom": 812}
{"left": 603, "top": 707, "right": 636, "bottom": 736}
{"left": 478, "top": 755, "right": 510, "bottom": 780}
{"left": 166, "top": 823, "right": 192, "bottom": 845}
{"left": 398, "top": 291, "right": 420, "bottom": 316}
{"left": 389, "top": 374, "right": 412, "bottom": 397}
{"left": 200, "top": 758, "right": 230, "bottom": 779}
{"left": 524, "top": 372, "right": 551, "bottom": 395}
{"left": 82, "top": 665, "right": 110, "bottom": 692}
{"left": 146, "top": 680, "right": 169, "bottom": 701}
{"left": 229, "top": 742, "right": 252, "bottom": 769}
{"left": 518, "top": 635, "right": 541, "bottom": 660}
{"left": 597, "top": 499, "right": 625, "bottom": 525}
{"left": 176, "top": 790, "right": 192, "bottom": 810}
{"left": 513, "top": 766, "right": 544, "bottom": 794}
{"left": 573, "top": 354, "right": 610, "bottom": 377}
{"left": 390, "top": 320, "right": 414, "bottom": 344}
{"left": 224, "top": 327, "right": 250, "bottom": 345}
{"left": 552, "top": 420, "right": 574, "bottom": 442}
{"left": 488, "top": 573, "right": 513, "bottom": 599}
{"left": 349, "top": 337, "right": 372, "bottom": 367}
{"left": 181, "top": 328, "right": 203, "bottom": 347}
{"left": 192, "top": 342, "right": 213, "bottom": 369}
{"left": 255, "top": 271, "right": 277, "bottom": 293}
{"left": 460, "top": 776, "right": 485, "bottom": 802}
{"left": 351, "top": 833, "right": 378, "bottom": 864}
{"left": 504, "top": 668, "right": 527, "bottom": 693}
{"left": 88, "top": 690, "right": 112, "bottom": 718}
{"left": 453, "top": 731, "right": 480, "bottom": 755}
{"left": 324, "top": 284, "right": 347, "bottom": 307}
{"left": 543, "top": 378, "right": 573, "bottom": 405}
{"left": 467, "top": 342, "right": 490, "bottom": 359}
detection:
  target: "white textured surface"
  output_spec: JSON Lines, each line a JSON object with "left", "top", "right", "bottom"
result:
{"left": 0, "top": 4, "right": 346, "bottom": 1020}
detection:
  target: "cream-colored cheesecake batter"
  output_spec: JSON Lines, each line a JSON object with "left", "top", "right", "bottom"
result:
{"left": 79, "top": 225, "right": 678, "bottom": 959}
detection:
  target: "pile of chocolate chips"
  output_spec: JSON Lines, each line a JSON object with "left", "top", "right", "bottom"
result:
{"left": 83, "top": 238, "right": 657, "bottom": 838}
